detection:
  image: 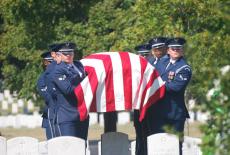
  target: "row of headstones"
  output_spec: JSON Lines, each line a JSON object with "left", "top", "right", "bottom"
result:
{"left": 1, "top": 90, "right": 209, "bottom": 123}
{"left": 0, "top": 133, "right": 202, "bottom": 155}
{"left": 0, "top": 136, "right": 90, "bottom": 155}
{"left": 0, "top": 90, "right": 14, "bottom": 100}
{"left": 0, "top": 91, "right": 35, "bottom": 114}
{"left": 98, "top": 132, "right": 202, "bottom": 155}
{"left": 0, "top": 90, "right": 208, "bottom": 123}
{"left": 0, "top": 111, "right": 209, "bottom": 129}
{"left": 0, "top": 112, "right": 131, "bottom": 128}
{"left": 0, "top": 114, "right": 42, "bottom": 128}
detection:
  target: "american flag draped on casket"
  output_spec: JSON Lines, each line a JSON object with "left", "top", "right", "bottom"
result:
{"left": 74, "top": 52, "right": 165, "bottom": 121}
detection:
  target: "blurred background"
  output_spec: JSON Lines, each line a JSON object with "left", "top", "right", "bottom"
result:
{"left": 0, "top": 0, "right": 229, "bottom": 154}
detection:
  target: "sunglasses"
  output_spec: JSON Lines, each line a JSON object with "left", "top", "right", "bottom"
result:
{"left": 61, "top": 52, "right": 74, "bottom": 56}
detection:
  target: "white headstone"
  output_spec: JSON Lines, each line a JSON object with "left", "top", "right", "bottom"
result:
{"left": 184, "top": 136, "right": 202, "bottom": 145}
{"left": 25, "top": 115, "right": 38, "bottom": 128}
{"left": 0, "top": 116, "right": 7, "bottom": 128}
{"left": 7, "top": 96, "right": 14, "bottom": 104}
{"left": 89, "top": 113, "right": 98, "bottom": 125}
{"left": 27, "top": 100, "right": 34, "bottom": 111}
{"left": 15, "top": 114, "right": 23, "bottom": 128}
{"left": 2, "top": 100, "right": 8, "bottom": 110}
{"left": 99, "top": 113, "right": 104, "bottom": 126}
{"left": 17, "top": 114, "right": 40, "bottom": 128}
{"left": 13, "top": 91, "right": 17, "bottom": 97}
{"left": 130, "top": 141, "right": 136, "bottom": 155}
{"left": 183, "top": 143, "right": 202, "bottom": 155}
{"left": 11, "top": 103, "right": 18, "bottom": 114}
{"left": 0, "top": 136, "right": 7, "bottom": 155}
{"left": 188, "top": 111, "right": 195, "bottom": 122}
{"left": 118, "top": 112, "right": 130, "bottom": 125}
{"left": 147, "top": 133, "right": 179, "bottom": 155}
{"left": 7, "top": 137, "right": 39, "bottom": 155}
{"left": 6, "top": 115, "right": 16, "bottom": 127}
{"left": 98, "top": 141, "right": 101, "bottom": 155}
{"left": 85, "top": 140, "right": 90, "bottom": 155}
{"left": 17, "top": 114, "right": 26, "bottom": 127}
{"left": 197, "top": 111, "right": 209, "bottom": 123}
{"left": 48, "top": 136, "right": 86, "bottom": 155}
{"left": 188, "top": 99, "right": 195, "bottom": 109}
{"left": 183, "top": 136, "right": 202, "bottom": 155}
{"left": 0, "top": 93, "right": 4, "bottom": 101}
{"left": 3, "top": 90, "right": 10, "bottom": 99}
{"left": 38, "top": 141, "right": 48, "bottom": 155}
{"left": 101, "top": 132, "right": 130, "bottom": 155}
{"left": 32, "top": 114, "right": 43, "bottom": 128}
{"left": 17, "top": 99, "right": 24, "bottom": 108}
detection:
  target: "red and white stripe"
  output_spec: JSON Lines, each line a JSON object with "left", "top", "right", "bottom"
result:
{"left": 74, "top": 52, "right": 165, "bottom": 121}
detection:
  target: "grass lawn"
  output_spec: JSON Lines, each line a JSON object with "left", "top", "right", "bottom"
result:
{"left": 0, "top": 121, "right": 203, "bottom": 141}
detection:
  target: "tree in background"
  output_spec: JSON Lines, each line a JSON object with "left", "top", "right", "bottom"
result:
{"left": 0, "top": 0, "right": 229, "bottom": 153}
{"left": 202, "top": 66, "right": 230, "bottom": 155}
{"left": 0, "top": 0, "right": 100, "bottom": 98}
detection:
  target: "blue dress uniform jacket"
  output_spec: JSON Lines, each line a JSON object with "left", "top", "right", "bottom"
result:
{"left": 147, "top": 54, "right": 169, "bottom": 67}
{"left": 52, "top": 61, "right": 85, "bottom": 124}
{"left": 43, "top": 61, "right": 57, "bottom": 121}
{"left": 146, "top": 56, "right": 155, "bottom": 66}
{"left": 37, "top": 68, "right": 55, "bottom": 139}
{"left": 156, "top": 56, "right": 191, "bottom": 120}
{"left": 51, "top": 60, "right": 89, "bottom": 139}
{"left": 37, "top": 72, "right": 49, "bottom": 128}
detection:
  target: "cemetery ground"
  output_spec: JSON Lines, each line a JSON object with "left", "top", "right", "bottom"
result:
{"left": 0, "top": 121, "right": 203, "bottom": 141}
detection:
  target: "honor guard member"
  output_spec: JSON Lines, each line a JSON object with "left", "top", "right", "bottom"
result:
{"left": 147, "top": 37, "right": 168, "bottom": 66}
{"left": 145, "top": 37, "right": 168, "bottom": 137}
{"left": 37, "top": 51, "right": 54, "bottom": 139}
{"left": 41, "top": 43, "right": 62, "bottom": 138}
{"left": 154, "top": 37, "right": 192, "bottom": 155}
{"left": 134, "top": 43, "right": 151, "bottom": 155}
{"left": 52, "top": 42, "right": 89, "bottom": 140}
{"left": 135, "top": 43, "right": 151, "bottom": 58}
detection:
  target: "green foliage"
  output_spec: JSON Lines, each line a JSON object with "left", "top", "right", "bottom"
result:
{"left": 201, "top": 70, "right": 230, "bottom": 155}
{"left": 0, "top": 0, "right": 229, "bottom": 153}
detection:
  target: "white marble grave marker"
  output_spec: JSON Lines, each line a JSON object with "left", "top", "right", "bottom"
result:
{"left": 7, "top": 96, "right": 14, "bottom": 104}
{"left": 18, "top": 99, "right": 24, "bottom": 107}
{"left": 3, "top": 90, "right": 10, "bottom": 99}
{"left": 0, "top": 136, "right": 7, "bottom": 155}
{"left": 48, "top": 136, "right": 86, "bottom": 155}
{"left": 86, "top": 140, "right": 91, "bottom": 155}
{"left": 98, "top": 141, "right": 101, "bottom": 155}
{"left": 130, "top": 140, "right": 136, "bottom": 155}
{"left": 38, "top": 141, "right": 48, "bottom": 155}
{"left": 118, "top": 112, "right": 130, "bottom": 125}
{"left": 2, "top": 100, "right": 8, "bottom": 110}
{"left": 7, "top": 137, "right": 39, "bottom": 155}
{"left": 147, "top": 133, "right": 179, "bottom": 155}
{"left": 27, "top": 100, "right": 34, "bottom": 111}
{"left": 11, "top": 103, "right": 18, "bottom": 114}
{"left": 183, "top": 136, "right": 202, "bottom": 155}
{"left": 99, "top": 113, "right": 104, "bottom": 126}
{"left": 6, "top": 115, "right": 16, "bottom": 127}
{"left": 0, "top": 93, "right": 3, "bottom": 101}
{"left": 89, "top": 112, "right": 98, "bottom": 125}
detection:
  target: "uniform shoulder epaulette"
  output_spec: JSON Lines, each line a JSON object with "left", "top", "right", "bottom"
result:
{"left": 175, "top": 64, "right": 191, "bottom": 75}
